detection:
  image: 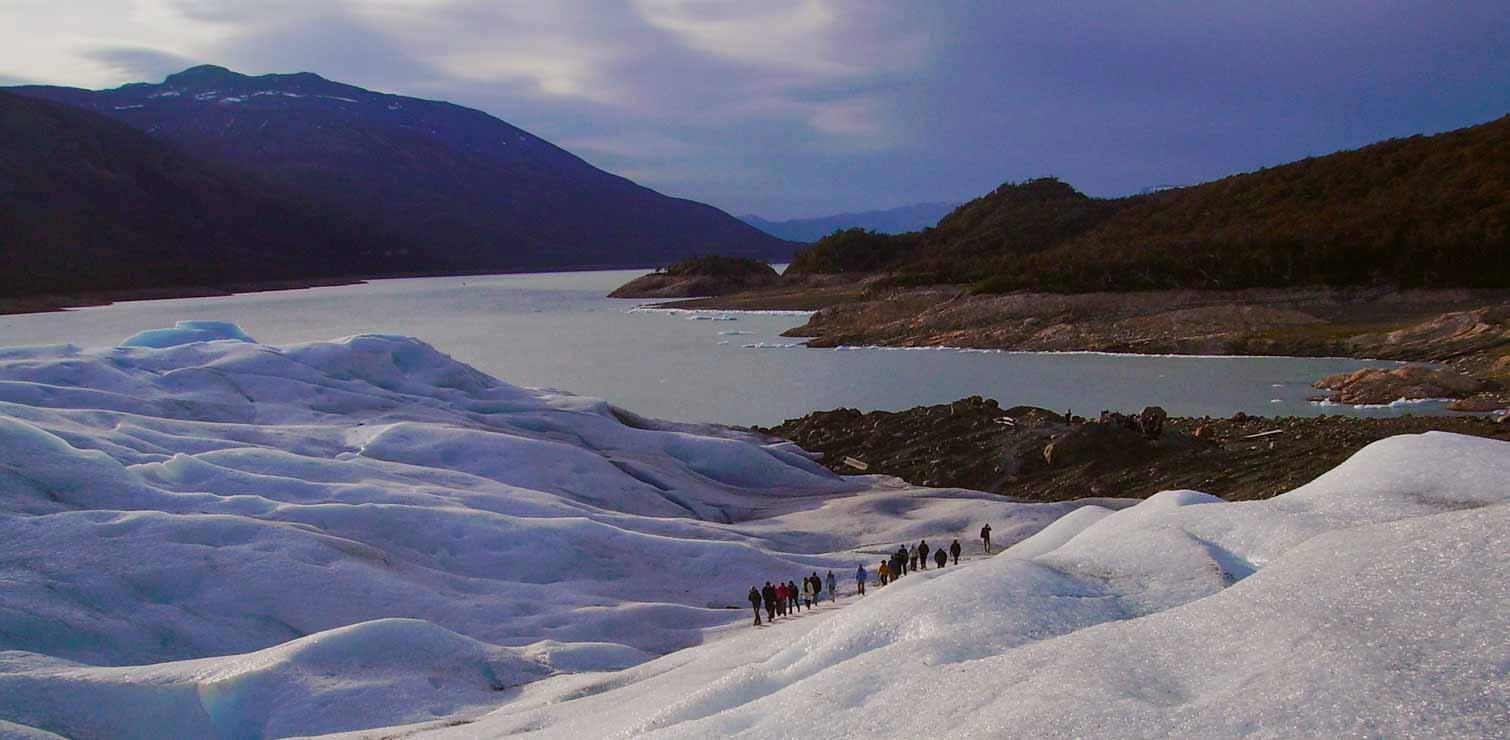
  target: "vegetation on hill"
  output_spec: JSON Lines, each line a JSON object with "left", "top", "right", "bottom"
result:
{"left": 785, "top": 229, "right": 922, "bottom": 274}
{"left": 608, "top": 255, "right": 780, "bottom": 298}
{"left": 654, "top": 255, "right": 777, "bottom": 278}
{"left": 0, "top": 91, "right": 402, "bottom": 299}
{"left": 789, "top": 116, "right": 1510, "bottom": 292}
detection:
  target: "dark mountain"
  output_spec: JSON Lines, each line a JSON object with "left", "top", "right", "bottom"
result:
{"left": 0, "top": 91, "right": 408, "bottom": 299}
{"left": 790, "top": 116, "right": 1510, "bottom": 291}
{"left": 8, "top": 65, "right": 792, "bottom": 280}
{"left": 741, "top": 202, "right": 957, "bottom": 243}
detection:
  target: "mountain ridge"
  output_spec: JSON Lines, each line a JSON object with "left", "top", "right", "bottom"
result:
{"left": 741, "top": 201, "right": 958, "bottom": 242}
{"left": 4, "top": 65, "right": 793, "bottom": 299}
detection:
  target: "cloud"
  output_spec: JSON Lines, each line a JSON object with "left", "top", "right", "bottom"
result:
{"left": 81, "top": 46, "right": 198, "bottom": 83}
{"left": 1, "top": 1, "right": 1507, "bottom": 218}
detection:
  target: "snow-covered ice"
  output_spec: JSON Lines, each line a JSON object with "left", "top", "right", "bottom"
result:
{"left": 403, "top": 432, "right": 1510, "bottom": 739}
{"left": 0, "top": 325, "right": 1112, "bottom": 738}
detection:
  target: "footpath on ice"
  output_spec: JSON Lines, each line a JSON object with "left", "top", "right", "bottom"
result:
{"left": 0, "top": 322, "right": 1118, "bottom": 739}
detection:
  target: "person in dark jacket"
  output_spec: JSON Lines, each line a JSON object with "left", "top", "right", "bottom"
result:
{"left": 895, "top": 546, "right": 910, "bottom": 577}
{"left": 934, "top": 548, "right": 947, "bottom": 569}
{"left": 809, "top": 573, "right": 822, "bottom": 605}
{"left": 918, "top": 540, "right": 931, "bottom": 569}
{"left": 826, "top": 570, "right": 837, "bottom": 601}
{"left": 981, "top": 523, "right": 993, "bottom": 553}
{"left": 761, "top": 582, "right": 777, "bottom": 622}
{"left": 950, "top": 538, "right": 962, "bottom": 565}
{"left": 749, "top": 586, "right": 763, "bottom": 625}
{"left": 788, "top": 580, "right": 801, "bottom": 612}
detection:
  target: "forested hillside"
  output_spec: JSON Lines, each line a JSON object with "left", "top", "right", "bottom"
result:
{"left": 790, "top": 116, "right": 1510, "bottom": 291}
{"left": 0, "top": 91, "right": 403, "bottom": 298}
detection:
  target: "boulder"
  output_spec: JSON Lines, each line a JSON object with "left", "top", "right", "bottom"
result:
{"left": 1313, "top": 365, "right": 1486, "bottom": 405}
{"left": 1043, "top": 421, "right": 1154, "bottom": 467}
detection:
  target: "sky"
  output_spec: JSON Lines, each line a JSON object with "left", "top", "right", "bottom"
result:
{"left": 2, "top": 1, "right": 1507, "bottom": 219}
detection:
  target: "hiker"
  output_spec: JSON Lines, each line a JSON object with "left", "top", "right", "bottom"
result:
{"left": 935, "top": 547, "right": 947, "bottom": 569}
{"left": 919, "top": 540, "right": 931, "bottom": 569}
{"left": 788, "top": 580, "right": 801, "bottom": 612}
{"left": 950, "top": 538, "right": 962, "bottom": 565}
{"left": 748, "top": 586, "right": 763, "bottom": 625}
{"left": 909, "top": 545, "right": 919, "bottom": 572}
{"left": 856, "top": 564, "right": 868, "bottom": 595}
{"left": 776, "top": 582, "right": 788, "bottom": 616}
{"left": 810, "top": 573, "right": 823, "bottom": 604}
{"left": 895, "top": 546, "right": 909, "bottom": 577}
{"left": 802, "top": 576, "right": 815, "bottom": 608}
{"left": 981, "top": 523, "right": 993, "bottom": 553}
{"left": 827, "top": 570, "right": 837, "bottom": 601}
{"left": 878, "top": 559, "right": 890, "bottom": 586}
{"left": 762, "top": 582, "right": 777, "bottom": 622}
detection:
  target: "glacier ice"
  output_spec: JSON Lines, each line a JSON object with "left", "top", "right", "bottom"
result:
{"left": 0, "top": 324, "right": 1116, "bottom": 737}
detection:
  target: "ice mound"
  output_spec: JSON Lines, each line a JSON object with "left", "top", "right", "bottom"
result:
{"left": 121, "top": 320, "right": 256, "bottom": 348}
{"left": 420, "top": 432, "right": 1510, "bottom": 739}
{"left": 0, "top": 326, "right": 1096, "bottom": 737}
{"left": 0, "top": 618, "right": 650, "bottom": 739}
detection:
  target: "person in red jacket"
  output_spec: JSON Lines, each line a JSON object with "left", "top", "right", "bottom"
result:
{"left": 776, "top": 582, "right": 788, "bottom": 616}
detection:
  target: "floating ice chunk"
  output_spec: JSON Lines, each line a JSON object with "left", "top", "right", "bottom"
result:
{"left": 120, "top": 321, "right": 256, "bottom": 348}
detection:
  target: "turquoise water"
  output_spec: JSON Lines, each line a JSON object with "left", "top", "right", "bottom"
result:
{"left": 0, "top": 269, "right": 1421, "bottom": 425}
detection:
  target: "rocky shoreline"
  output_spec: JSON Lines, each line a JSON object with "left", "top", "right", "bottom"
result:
{"left": 756, "top": 397, "right": 1510, "bottom": 503}
{"left": 648, "top": 281, "right": 1510, "bottom": 413}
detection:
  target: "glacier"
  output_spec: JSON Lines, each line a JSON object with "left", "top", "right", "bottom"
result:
{"left": 0, "top": 326, "right": 1112, "bottom": 738}
{"left": 0, "top": 325, "right": 1505, "bottom": 739}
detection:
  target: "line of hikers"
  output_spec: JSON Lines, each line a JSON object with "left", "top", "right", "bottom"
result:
{"left": 866, "top": 537, "right": 964, "bottom": 588}
{"left": 746, "top": 525, "right": 995, "bottom": 627}
{"left": 749, "top": 572, "right": 837, "bottom": 625}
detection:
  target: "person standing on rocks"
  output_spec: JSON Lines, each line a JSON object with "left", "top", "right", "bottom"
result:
{"left": 981, "top": 523, "right": 993, "bottom": 553}
{"left": 827, "top": 570, "right": 838, "bottom": 601}
{"left": 762, "top": 582, "right": 777, "bottom": 622}
{"left": 856, "top": 564, "right": 868, "bottom": 595}
{"left": 919, "top": 540, "right": 931, "bottom": 569}
{"left": 934, "top": 548, "right": 947, "bottom": 569}
{"left": 950, "top": 539, "right": 962, "bottom": 565}
{"left": 749, "top": 586, "right": 763, "bottom": 625}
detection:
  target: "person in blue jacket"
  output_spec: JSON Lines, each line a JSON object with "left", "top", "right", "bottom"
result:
{"left": 855, "top": 563, "right": 868, "bottom": 595}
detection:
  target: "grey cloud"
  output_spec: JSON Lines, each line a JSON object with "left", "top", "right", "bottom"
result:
{"left": 5, "top": 1, "right": 1507, "bottom": 218}
{"left": 81, "top": 47, "right": 199, "bottom": 85}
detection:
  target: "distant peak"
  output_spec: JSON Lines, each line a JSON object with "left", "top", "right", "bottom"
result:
{"left": 163, "top": 65, "right": 246, "bottom": 87}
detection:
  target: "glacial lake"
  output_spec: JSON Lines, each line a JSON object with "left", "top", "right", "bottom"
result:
{"left": 0, "top": 269, "right": 1432, "bottom": 426}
